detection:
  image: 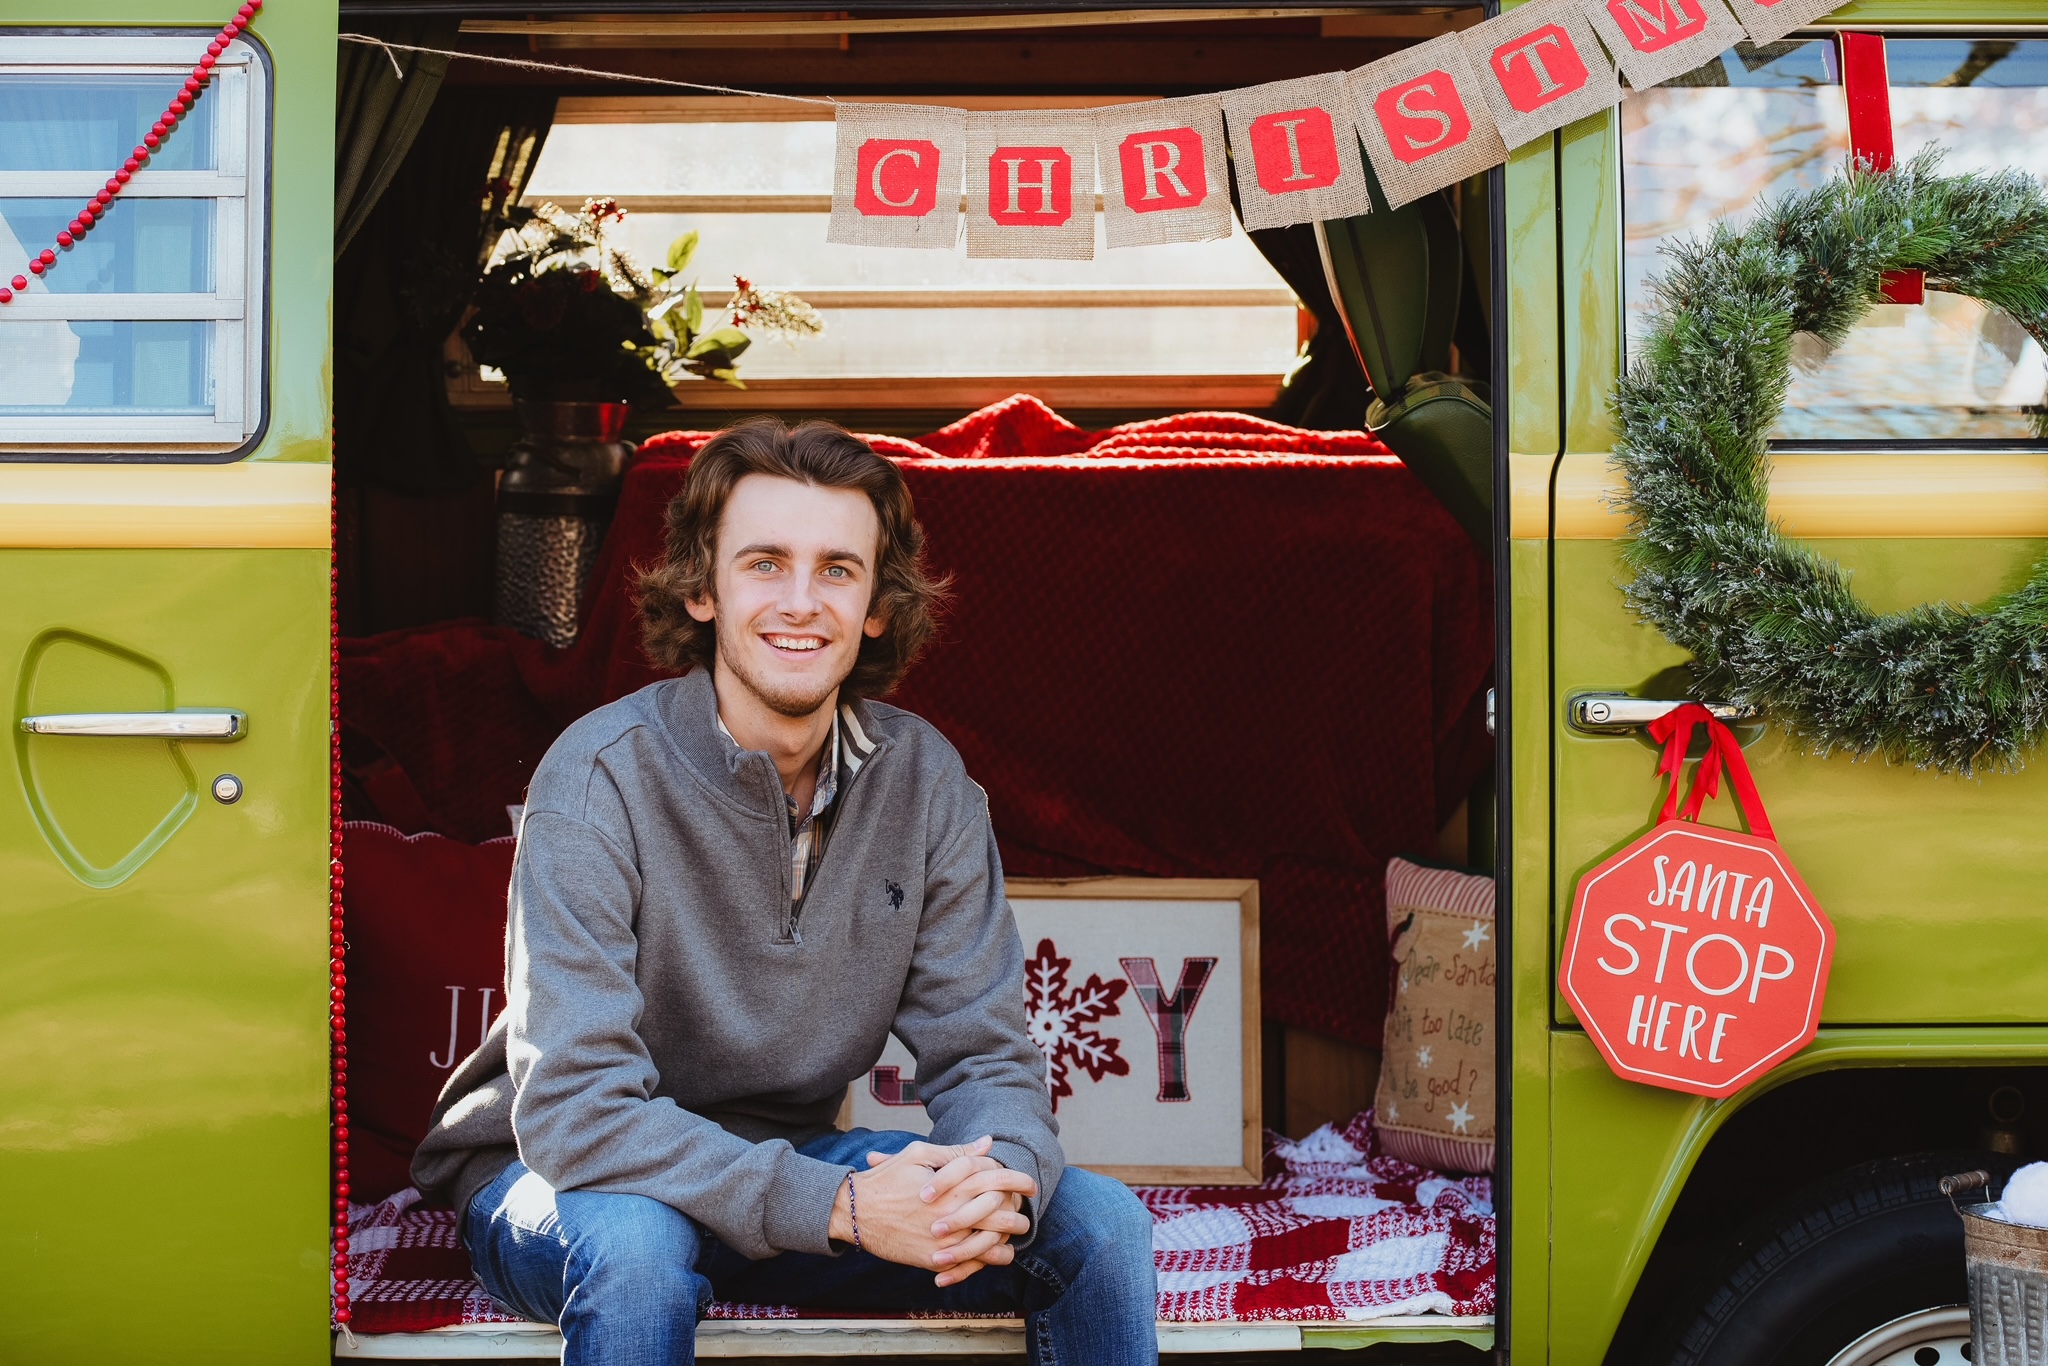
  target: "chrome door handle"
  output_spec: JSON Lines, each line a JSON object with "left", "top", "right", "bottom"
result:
{"left": 1569, "top": 695, "right": 1752, "bottom": 733}
{"left": 19, "top": 709, "right": 247, "bottom": 740}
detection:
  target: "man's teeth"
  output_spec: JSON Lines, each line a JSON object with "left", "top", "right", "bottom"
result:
{"left": 768, "top": 636, "right": 824, "bottom": 651}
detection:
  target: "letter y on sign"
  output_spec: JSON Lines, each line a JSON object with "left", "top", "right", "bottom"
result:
{"left": 1459, "top": 0, "right": 1620, "bottom": 149}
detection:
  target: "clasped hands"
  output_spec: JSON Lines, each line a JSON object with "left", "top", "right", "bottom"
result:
{"left": 827, "top": 1135, "right": 1036, "bottom": 1287}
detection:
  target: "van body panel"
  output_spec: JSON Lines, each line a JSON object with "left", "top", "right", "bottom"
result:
{"left": 0, "top": 548, "right": 330, "bottom": 1363}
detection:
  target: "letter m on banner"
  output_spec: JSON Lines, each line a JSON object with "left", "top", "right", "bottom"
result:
{"left": 828, "top": 103, "right": 965, "bottom": 250}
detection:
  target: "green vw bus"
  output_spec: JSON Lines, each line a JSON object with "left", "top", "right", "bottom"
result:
{"left": 2, "top": 1, "right": 2045, "bottom": 1362}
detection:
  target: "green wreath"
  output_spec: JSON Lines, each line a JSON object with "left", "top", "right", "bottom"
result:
{"left": 1614, "top": 152, "right": 2048, "bottom": 775}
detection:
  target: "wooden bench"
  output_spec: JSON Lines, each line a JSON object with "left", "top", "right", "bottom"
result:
{"left": 335, "top": 1315, "right": 1495, "bottom": 1358}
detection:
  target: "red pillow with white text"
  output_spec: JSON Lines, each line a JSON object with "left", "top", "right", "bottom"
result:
{"left": 341, "top": 821, "right": 515, "bottom": 1202}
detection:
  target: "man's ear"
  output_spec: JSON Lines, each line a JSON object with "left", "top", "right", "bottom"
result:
{"left": 685, "top": 578, "right": 717, "bottom": 625}
{"left": 864, "top": 610, "right": 888, "bottom": 640}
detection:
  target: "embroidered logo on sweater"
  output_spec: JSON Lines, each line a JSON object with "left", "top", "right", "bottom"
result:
{"left": 886, "top": 880, "right": 906, "bottom": 909}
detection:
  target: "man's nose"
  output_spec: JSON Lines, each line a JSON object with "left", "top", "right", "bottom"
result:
{"left": 779, "top": 567, "right": 822, "bottom": 617}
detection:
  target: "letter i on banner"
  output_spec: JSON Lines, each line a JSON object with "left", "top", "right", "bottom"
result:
{"left": 1573, "top": 0, "right": 1746, "bottom": 90}
{"left": 966, "top": 109, "right": 1098, "bottom": 260}
{"left": 1094, "top": 95, "right": 1232, "bottom": 249}
{"left": 827, "top": 103, "right": 965, "bottom": 249}
{"left": 1349, "top": 33, "right": 1509, "bottom": 210}
{"left": 1460, "top": 0, "right": 1620, "bottom": 151}
{"left": 1220, "top": 72, "right": 1373, "bottom": 232}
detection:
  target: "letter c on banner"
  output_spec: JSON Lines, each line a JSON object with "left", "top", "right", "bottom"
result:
{"left": 855, "top": 138, "right": 942, "bottom": 217}
{"left": 1374, "top": 71, "right": 1474, "bottom": 163}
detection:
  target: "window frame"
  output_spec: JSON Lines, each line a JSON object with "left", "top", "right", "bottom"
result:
{"left": 0, "top": 30, "right": 272, "bottom": 460}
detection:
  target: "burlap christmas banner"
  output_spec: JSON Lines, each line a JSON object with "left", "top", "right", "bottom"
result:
{"left": 965, "top": 109, "right": 1099, "bottom": 260}
{"left": 826, "top": 103, "right": 966, "bottom": 250}
{"left": 1094, "top": 96, "right": 1233, "bottom": 249}
{"left": 1718, "top": 0, "right": 1841, "bottom": 44}
{"left": 1460, "top": 0, "right": 1621, "bottom": 152}
{"left": 1221, "top": 73, "right": 1372, "bottom": 232}
{"left": 1349, "top": 34, "right": 1510, "bottom": 210}
{"left": 1574, "top": 0, "right": 1748, "bottom": 91}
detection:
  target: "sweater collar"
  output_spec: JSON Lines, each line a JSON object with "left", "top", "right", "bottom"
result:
{"left": 664, "top": 667, "right": 883, "bottom": 812}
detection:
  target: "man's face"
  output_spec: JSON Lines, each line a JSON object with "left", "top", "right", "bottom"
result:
{"left": 686, "top": 473, "right": 887, "bottom": 719}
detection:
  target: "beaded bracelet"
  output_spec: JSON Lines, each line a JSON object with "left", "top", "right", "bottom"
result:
{"left": 844, "top": 1170, "right": 862, "bottom": 1251}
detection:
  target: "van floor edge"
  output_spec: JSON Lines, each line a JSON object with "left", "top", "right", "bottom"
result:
{"left": 332, "top": 1314, "right": 1497, "bottom": 1357}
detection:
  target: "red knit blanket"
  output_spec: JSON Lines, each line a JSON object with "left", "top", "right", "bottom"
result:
{"left": 342, "top": 1110, "right": 1492, "bottom": 1335}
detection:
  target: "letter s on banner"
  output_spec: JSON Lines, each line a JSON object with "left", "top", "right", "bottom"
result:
{"left": 1572, "top": 0, "right": 1746, "bottom": 90}
{"left": 828, "top": 103, "right": 965, "bottom": 249}
{"left": 1094, "top": 95, "right": 1232, "bottom": 248}
{"left": 1348, "top": 33, "right": 1508, "bottom": 209}
{"left": 1459, "top": 0, "right": 1621, "bottom": 149}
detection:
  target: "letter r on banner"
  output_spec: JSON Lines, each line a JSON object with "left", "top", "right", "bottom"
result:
{"left": 1374, "top": 71, "right": 1475, "bottom": 164}
{"left": 1119, "top": 127, "right": 1207, "bottom": 212}
{"left": 1492, "top": 25, "right": 1591, "bottom": 110}
{"left": 1248, "top": 107, "right": 1342, "bottom": 194}
{"left": 855, "top": 138, "right": 941, "bottom": 216}
{"left": 989, "top": 146, "right": 1074, "bottom": 225}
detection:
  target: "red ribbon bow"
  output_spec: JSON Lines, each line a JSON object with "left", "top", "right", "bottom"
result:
{"left": 1647, "top": 703, "right": 1776, "bottom": 841}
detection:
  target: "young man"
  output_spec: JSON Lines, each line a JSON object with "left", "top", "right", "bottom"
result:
{"left": 413, "top": 418, "right": 1159, "bottom": 1365}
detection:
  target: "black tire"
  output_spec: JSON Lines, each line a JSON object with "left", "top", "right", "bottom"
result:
{"left": 1654, "top": 1150, "right": 2018, "bottom": 1366}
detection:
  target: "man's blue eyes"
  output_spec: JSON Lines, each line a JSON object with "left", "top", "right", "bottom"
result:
{"left": 748, "top": 561, "right": 851, "bottom": 577}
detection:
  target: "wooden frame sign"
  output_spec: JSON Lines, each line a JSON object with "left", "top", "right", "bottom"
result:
{"left": 849, "top": 877, "right": 1262, "bottom": 1185}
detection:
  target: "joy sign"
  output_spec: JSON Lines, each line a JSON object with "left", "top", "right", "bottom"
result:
{"left": 1560, "top": 706, "right": 1834, "bottom": 1099}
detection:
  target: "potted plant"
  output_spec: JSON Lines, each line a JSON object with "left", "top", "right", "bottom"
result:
{"left": 465, "top": 197, "right": 820, "bottom": 644}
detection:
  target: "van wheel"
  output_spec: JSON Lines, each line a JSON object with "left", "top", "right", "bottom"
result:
{"left": 1655, "top": 1151, "right": 2014, "bottom": 1366}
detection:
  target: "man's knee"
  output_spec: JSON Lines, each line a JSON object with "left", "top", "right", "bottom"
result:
{"left": 558, "top": 1188, "right": 708, "bottom": 1314}
{"left": 1040, "top": 1169, "right": 1156, "bottom": 1270}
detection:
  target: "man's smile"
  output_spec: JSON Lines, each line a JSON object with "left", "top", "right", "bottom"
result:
{"left": 764, "top": 633, "right": 828, "bottom": 653}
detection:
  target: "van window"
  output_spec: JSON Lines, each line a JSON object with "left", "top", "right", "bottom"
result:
{"left": 461, "top": 97, "right": 1300, "bottom": 416}
{"left": 0, "top": 34, "right": 268, "bottom": 455}
{"left": 1622, "top": 38, "right": 2048, "bottom": 443}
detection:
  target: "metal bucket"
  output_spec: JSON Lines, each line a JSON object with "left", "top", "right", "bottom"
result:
{"left": 1951, "top": 1172, "right": 2048, "bottom": 1366}
{"left": 495, "top": 401, "right": 633, "bottom": 647}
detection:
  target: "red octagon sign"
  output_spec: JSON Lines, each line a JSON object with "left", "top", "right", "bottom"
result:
{"left": 1561, "top": 820, "right": 1834, "bottom": 1100}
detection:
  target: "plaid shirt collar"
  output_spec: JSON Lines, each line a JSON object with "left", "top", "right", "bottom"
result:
{"left": 716, "top": 702, "right": 873, "bottom": 905}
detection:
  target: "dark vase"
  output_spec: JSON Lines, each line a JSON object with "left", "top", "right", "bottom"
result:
{"left": 495, "top": 400, "right": 634, "bottom": 647}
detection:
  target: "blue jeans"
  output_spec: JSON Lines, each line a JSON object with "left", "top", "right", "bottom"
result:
{"left": 465, "top": 1128, "right": 1159, "bottom": 1366}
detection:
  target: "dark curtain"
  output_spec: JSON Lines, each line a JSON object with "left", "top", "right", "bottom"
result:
{"left": 335, "top": 20, "right": 460, "bottom": 261}
{"left": 334, "top": 91, "right": 555, "bottom": 494}
{"left": 1223, "top": 153, "right": 1375, "bottom": 430}
{"left": 1244, "top": 222, "right": 1375, "bottom": 430}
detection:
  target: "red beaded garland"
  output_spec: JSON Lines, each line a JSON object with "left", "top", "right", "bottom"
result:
{"left": 328, "top": 438, "right": 350, "bottom": 1337}
{"left": 0, "top": 6, "right": 253, "bottom": 307}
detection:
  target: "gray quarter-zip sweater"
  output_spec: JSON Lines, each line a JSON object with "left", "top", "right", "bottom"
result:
{"left": 410, "top": 668, "right": 1061, "bottom": 1260}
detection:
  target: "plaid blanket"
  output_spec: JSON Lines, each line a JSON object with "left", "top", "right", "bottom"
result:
{"left": 343, "top": 1111, "right": 1493, "bottom": 1335}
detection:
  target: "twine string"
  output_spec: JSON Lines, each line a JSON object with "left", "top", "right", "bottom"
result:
{"left": 338, "top": 34, "right": 840, "bottom": 106}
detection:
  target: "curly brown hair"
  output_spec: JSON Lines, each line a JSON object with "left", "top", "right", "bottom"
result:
{"left": 635, "top": 417, "right": 948, "bottom": 697}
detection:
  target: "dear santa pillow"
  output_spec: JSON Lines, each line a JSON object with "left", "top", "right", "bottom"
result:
{"left": 341, "top": 821, "right": 516, "bottom": 1202}
{"left": 1373, "top": 856, "right": 1496, "bottom": 1175}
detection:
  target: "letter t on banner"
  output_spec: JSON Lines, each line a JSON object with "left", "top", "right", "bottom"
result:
{"left": 1349, "top": 33, "right": 1509, "bottom": 209}
{"left": 966, "top": 109, "right": 1098, "bottom": 260}
{"left": 1094, "top": 96, "right": 1232, "bottom": 249}
{"left": 827, "top": 103, "right": 965, "bottom": 249}
{"left": 1459, "top": 0, "right": 1620, "bottom": 151}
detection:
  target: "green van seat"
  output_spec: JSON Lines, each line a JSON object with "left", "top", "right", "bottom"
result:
{"left": 1315, "top": 183, "right": 1493, "bottom": 547}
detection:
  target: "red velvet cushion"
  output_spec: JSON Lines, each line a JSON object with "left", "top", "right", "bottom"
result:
{"left": 341, "top": 821, "right": 515, "bottom": 1202}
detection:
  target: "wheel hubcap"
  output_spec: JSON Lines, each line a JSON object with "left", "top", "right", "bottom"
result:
{"left": 1826, "top": 1306, "right": 1973, "bottom": 1366}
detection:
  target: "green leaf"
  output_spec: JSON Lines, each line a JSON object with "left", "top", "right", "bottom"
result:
{"left": 684, "top": 327, "right": 751, "bottom": 362}
{"left": 685, "top": 286, "right": 704, "bottom": 334}
{"left": 666, "top": 231, "right": 700, "bottom": 274}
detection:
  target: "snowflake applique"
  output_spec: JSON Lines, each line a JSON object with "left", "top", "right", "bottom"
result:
{"left": 1462, "top": 921, "right": 1491, "bottom": 951}
{"left": 1023, "top": 937, "right": 1130, "bottom": 1111}
{"left": 1447, "top": 1101, "right": 1475, "bottom": 1134}
{"left": 1417, "top": 1046, "right": 1433, "bottom": 1069}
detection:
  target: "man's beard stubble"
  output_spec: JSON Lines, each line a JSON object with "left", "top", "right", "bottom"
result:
{"left": 716, "top": 624, "right": 847, "bottom": 720}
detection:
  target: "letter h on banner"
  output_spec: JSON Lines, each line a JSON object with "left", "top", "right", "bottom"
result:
{"left": 827, "top": 103, "right": 965, "bottom": 249}
{"left": 1348, "top": 32, "right": 1510, "bottom": 210}
{"left": 1094, "top": 95, "right": 1232, "bottom": 248}
{"left": 1460, "top": 0, "right": 1620, "bottom": 151}
{"left": 966, "top": 108, "right": 1098, "bottom": 260}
